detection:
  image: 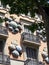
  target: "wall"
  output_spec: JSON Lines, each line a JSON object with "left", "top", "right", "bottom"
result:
{"left": 10, "top": 59, "right": 24, "bottom": 65}
{"left": 38, "top": 40, "right": 47, "bottom": 65}
{"left": 2, "top": 14, "right": 48, "bottom": 65}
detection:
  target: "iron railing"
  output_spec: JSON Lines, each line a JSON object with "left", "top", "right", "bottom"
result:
{"left": 24, "top": 59, "right": 45, "bottom": 65}
{"left": 0, "top": 25, "right": 8, "bottom": 36}
{"left": 0, "top": 53, "right": 10, "bottom": 65}
{"left": 22, "top": 32, "right": 40, "bottom": 45}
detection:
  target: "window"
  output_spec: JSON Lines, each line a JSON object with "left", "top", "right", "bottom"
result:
{"left": 26, "top": 47, "right": 37, "bottom": 59}
{"left": 0, "top": 40, "right": 5, "bottom": 52}
{"left": 24, "top": 25, "right": 32, "bottom": 34}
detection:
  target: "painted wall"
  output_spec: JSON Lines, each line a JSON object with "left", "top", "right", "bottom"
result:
{"left": 10, "top": 59, "right": 24, "bottom": 65}
{"left": 1, "top": 13, "right": 47, "bottom": 65}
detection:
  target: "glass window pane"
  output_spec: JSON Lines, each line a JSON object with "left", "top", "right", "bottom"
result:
{"left": 26, "top": 47, "right": 37, "bottom": 59}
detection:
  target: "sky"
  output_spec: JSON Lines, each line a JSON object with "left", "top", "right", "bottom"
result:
{"left": 47, "top": 0, "right": 49, "bottom": 3}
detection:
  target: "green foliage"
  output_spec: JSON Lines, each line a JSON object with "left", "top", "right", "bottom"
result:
{"left": 25, "top": 22, "right": 45, "bottom": 33}
{"left": 38, "top": 22, "right": 44, "bottom": 29}
{"left": 28, "top": 23, "right": 38, "bottom": 32}
{"left": 1, "top": 0, "right": 49, "bottom": 16}
{"left": 25, "top": 23, "right": 38, "bottom": 33}
{"left": 0, "top": 0, "right": 47, "bottom": 30}
{"left": 0, "top": 18, "right": 3, "bottom": 23}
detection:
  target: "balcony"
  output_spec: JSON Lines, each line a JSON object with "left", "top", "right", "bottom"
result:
{"left": 0, "top": 53, "right": 10, "bottom": 65}
{"left": 24, "top": 59, "right": 45, "bottom": 65}
{"left": 22, "top": 32, "right": 40, "bottom": 46}
{"left": 10, "top": 59, "right": 44, "bottom": 65}
{"left": 0, "top": 25, "right": 8, "bottom": 39}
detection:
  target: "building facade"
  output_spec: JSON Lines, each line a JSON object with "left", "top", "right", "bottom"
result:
{"left": 0, "top": 5, "right": 48, "bottom": 65}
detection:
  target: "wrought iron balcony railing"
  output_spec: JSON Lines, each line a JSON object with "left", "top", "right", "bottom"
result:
{"left": 10, "top": 59, "right": 45, "bottom": 65}
{"left": 22, "top": 32, "right": 40, "bottom": 46}
{"left": 24, "top": 59, "right": 45, "bottom": 65}
{"left": 0, "top": 53, "right": 10, "bottom": 65}
{"left": 0, "top": 25, "right": 8, "bottom": 38}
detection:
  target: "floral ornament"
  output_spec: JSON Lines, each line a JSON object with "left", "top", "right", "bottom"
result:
{"left": 36, "top": 22, "right": 46, "bottom": 42}
{"left": 8, "top": 41, "right": 22, "bottom": 57}
{"left": 5, "top": 17, "right": 22, "bottom": 34}
{"left": 16, "top": 46, "right": 22, "bottom": 55}
{"left": 12, "top": 50, "right": 19, "bottom": 58}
